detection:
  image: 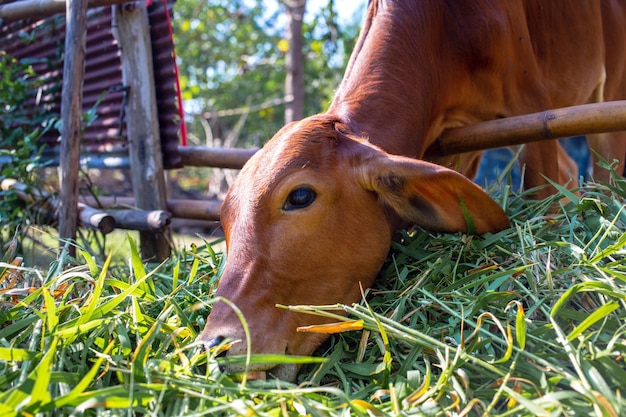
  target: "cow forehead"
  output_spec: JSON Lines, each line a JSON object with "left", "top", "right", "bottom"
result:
{"left": 238, "top": 117, "right": 346, "bottom": 194}
{"left": 221, "top": 117, "right": 351, "bottom": 225}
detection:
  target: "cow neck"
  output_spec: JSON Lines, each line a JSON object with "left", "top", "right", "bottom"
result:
{"left": 326, "top": 1, "right": 443, "bottom": 159}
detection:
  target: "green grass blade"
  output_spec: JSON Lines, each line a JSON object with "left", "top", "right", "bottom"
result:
{"left": 0, "top": 338, "right": 58, "bottom": 412}
{"left": 128, "top": 235, "right": 156, "bottom": 296}
{"left": 42, "top": 284, "right": 57, "bottom": 333}
{"left": 0, "top": 347, "right": 39, "bottom": 362}
{"left": 77, "top": 252, "right": 112, "bottom": 327}
{"left": 49, "top": 342, "right": 115, "bottom": 410}
{"left": 566, "top": 301, "right": 619, "bottom": 342}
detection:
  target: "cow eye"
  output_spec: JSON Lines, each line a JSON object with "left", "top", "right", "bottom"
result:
{"left": 283, "top": 187, "right": 316, "bottom": 211}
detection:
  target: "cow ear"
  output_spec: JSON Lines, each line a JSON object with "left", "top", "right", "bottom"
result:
{"left": 356, "top": 153, "right": 510, "bottom": 234}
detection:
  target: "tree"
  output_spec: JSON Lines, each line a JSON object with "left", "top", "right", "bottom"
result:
{"left": 174, "top": 0, "right": 284, "bottom": 148}
{"left": 283, "top": 0, "right": 306, "bottom": 123}
{"left": 172, "top": 0, "right": 361, "bottom": 196}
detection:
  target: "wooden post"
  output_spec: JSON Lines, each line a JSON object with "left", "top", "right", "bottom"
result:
{"left": 58, "top": 0, "right": 88, "bottom": 257}
{"left": 113, "top": 2, "right": 171, "bottom": 262}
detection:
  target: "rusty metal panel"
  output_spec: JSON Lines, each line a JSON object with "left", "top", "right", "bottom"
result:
{"left": 0, "top": 0, "right": 182, "bottom": 169}
{"left": 149, "top": 0, "right": 183, "bottom": 168}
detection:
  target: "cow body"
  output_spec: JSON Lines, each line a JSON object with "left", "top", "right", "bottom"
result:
{"left": 201, "top": 0, "right": 626, "bottom": 381}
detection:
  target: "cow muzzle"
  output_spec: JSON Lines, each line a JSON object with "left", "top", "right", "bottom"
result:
{"left": 202, "top": 333, "right": 299, "bottom": 382}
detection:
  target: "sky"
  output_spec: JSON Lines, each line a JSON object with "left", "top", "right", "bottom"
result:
{"left": 306, "top": 0, "right": 366, "bottom": 24}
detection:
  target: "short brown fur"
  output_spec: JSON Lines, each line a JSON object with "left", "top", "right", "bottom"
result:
{"left": 201, "top": 1, "right": 626, "bottom": 381}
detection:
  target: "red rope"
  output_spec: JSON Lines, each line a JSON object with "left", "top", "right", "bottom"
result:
{"left": 154, "top": 0, "right": 188, "bottom": 146}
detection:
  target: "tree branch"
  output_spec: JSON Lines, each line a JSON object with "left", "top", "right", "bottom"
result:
{"left": 199, "top": 95, "right": 294, "bottom": 119}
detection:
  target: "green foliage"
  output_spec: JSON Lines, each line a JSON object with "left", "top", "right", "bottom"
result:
{"left": 0, "top": 52, "right": 55, "bottom": 249}
{"left": 1, "top": 174, "right": 626, "bottom": 415}
{"left": 301, "top": 1, "right": 361, "bottom": 116}
{"left": 173, "top": 0, "right": 360, "bottom": 148}
{"left": 174, "top": 0, "right": 285, "bottom": 146}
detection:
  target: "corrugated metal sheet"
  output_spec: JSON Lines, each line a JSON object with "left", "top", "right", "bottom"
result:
{"left": 0, "top": 0, "right": 182, "bottom": 169}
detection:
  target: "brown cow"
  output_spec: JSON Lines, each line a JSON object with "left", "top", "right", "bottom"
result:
{"left": 200, "top": 0, "right": 626, "bottom": 381}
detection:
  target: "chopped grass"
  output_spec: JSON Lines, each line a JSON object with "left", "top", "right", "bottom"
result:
{"left": 1, "top": 173, "right": 626, "bottom": 416}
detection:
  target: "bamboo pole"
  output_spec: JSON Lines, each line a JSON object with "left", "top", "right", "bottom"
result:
{"left": 108, "top": 209, "right": 171, "bottom": 232}
{"left": 177, "top": 146, "right": 259, "bottom": 169}
{"left": 80, "top": 196, "right": 223, "bottom": 221}
{"left": 2, "top": 179, "right": 116, "bottom": 234}
{"left": 427, "top": 100, "right": 626, "bottom": 157}
{"left": 0, "top": 0, "right": 128, "bottom": 21}
{"left": 3, "top": 177, "right": 221, "bottom": 224}
{"left": 77, "top": 203, "right": 116, "bottom": 233}
{"left": 180, "top": 101, "right": 626, "bottom": 171}
{"left": 58, "top": 0, "right": 88, "bottom": 257}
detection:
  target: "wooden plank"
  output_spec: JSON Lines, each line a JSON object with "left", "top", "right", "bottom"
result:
{"left": 0, "top": 0, "right": 128, "bottom": 21}
{"left": 426, "top": 101, "right": 626, "bottom": 157}
{"left": 58, "top": 0, "right": 88, "bottom": 257}
{"left": 113, "top": 2, "right": 170, "bottom": 261}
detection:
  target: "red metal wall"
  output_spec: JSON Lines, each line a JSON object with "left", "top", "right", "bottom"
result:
{"left": 0, "top": 0, "right": 182, "bottom": 169}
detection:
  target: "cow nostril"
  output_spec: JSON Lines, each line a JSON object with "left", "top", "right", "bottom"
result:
{"left": 205, "top": 336, "right": 225, "bottom": 349}
{"left": 204, "top": 335, "right": 233, "bottom": 359}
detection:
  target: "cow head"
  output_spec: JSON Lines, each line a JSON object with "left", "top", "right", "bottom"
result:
{"left": 200, "top": 114, "right": 509, "bottom": 381}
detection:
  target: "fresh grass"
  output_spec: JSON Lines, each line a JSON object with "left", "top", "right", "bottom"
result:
{"left": 1, "top": 173, "right": 626, "bottom": 416}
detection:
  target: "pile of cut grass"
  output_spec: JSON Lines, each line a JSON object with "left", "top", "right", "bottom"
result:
{"left": 1, "top": 174, "right": 625, "bottom": 416}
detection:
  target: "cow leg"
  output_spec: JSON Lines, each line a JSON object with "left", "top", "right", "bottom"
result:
{"left": 587, "top": 131, "right": 626, "bottom": 183}
{"left": 455, "top": 152, "right": 483, "bottom": 180}
{"left": 519, "top": 140, "right": 579, "bottom": 200}
{"left": 585, "top": 68, "right": 626, "bottom": 183}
